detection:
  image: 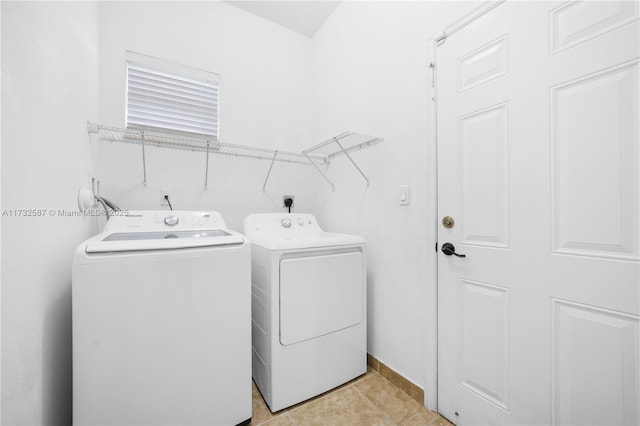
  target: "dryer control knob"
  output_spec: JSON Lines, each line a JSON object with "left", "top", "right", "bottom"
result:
{"left": 164, "top": 215, "right": 179, "bottom": 226}
{"left": 281, "top": 218, "right": 292, "bottom": 228}
{"left": 297, "top": 218, "right": 305, "bottom": 226}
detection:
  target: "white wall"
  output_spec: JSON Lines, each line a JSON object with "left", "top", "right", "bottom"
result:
{"left": 95, "top": 1, "right": 320, "bottom": 231}
{"left": 1, "top": 2, "right": 99, "bottom": 424}
{"left": 1, "top": 3, "right": 320, "bottom": 423}
{"left": 311, "top": 1, "right": 473, "bottom": 406}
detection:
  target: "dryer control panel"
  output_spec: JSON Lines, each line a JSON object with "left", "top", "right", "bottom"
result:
{"left": 244, "top": 213, "right": 365, "bottom": 250}
{"left": 245, "top": 213, "right": 321, "bottom": 237}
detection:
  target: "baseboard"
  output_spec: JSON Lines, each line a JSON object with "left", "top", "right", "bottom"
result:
{"left": 366, "top": 353, "right": 424, "bottom": 404}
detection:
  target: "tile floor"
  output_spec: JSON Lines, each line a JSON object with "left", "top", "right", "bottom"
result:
{"left": 250, "top": 368, "right": 455, "bottom": 426}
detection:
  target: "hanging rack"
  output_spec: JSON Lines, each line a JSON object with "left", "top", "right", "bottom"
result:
{"left": 87, "top": 122, "right": 382, "bottom": 190}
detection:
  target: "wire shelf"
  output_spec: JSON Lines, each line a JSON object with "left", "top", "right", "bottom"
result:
{"left": 91, "top": 124, "right": 318, "bottom": 164}
{"left": 304, "top": 131, "right": 384, "bottom": 160}
{"left": 87, "top": 122, "right": 383, "bottom": 191}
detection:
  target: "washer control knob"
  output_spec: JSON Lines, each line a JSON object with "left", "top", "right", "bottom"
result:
{"left": 164, "top": 215, "right": 179, "bottom": 226}
{"left": 281, "top": 218, "right": 292, "bottom": 228}
{"left": 297, "top": 218, "right": 305, "bottom": 226}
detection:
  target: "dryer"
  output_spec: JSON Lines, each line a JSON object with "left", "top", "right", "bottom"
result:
{"left": 244, "top": 213, "right": 366, "bottom": 412}
{"left": 73, "top": 211, "right": 251, "bottom": 426}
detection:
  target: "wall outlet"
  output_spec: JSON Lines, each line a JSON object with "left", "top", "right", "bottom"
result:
{"left": 283, "top": 195, "right": 294, "bottom": 209}
{"left": 160, "top": 188, "right": 175, "bottom": 208}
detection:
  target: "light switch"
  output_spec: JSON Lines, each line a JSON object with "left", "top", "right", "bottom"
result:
{"left": 399, "top": 185, "right": 410, "bottom": 206}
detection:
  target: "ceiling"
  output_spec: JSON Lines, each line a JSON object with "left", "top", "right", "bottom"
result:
{"left": 224, "top": 1, "right": 341, "bottom": 37}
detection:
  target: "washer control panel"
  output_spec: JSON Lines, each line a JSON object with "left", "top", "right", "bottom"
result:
{"left": 102, "top": 211, "right": 228, "bottom": 233}
{"left": 156, "top": 212, "right": 220, "bottom": 229}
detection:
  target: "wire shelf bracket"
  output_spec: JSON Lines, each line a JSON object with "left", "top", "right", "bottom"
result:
{"left": 304, "top": 151, "right": 335, "bottom": 192}
{"left": 204, "top": 139, "right": 212, "bottom": 191}
{"left": 303, "top": 132, "right": 383, "bottom": 189}
{"left": 262, "top": 151, "right": 279, "bottom": 193}
{"left": 141, "top": 131, "right": 147, "bottom": 187}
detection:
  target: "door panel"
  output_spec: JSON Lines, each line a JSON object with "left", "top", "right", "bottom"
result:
{"left": 458, "top": 279, "right": 510, "bottom": 411}
{"left": 550, "top": 0, "right": 639, "bottom": 54}
{"left": 436, "top": 2, "right": 639, "bottom": 425}
{"left": 551, "top": 60, "right": 639, "bottom": 260}
{"left": 459, "top": 103, "right": 510, "bottom": 248}
{"left": 279, "top": 251, "right": 364, "bottom": 345}
{"left": 552, "top": 299, "right": 639, "bottom": 426}
{"left": 458, "top": 35, "right": 509, "bottom": 92}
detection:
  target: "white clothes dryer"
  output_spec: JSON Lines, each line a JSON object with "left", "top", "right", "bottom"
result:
{"left": 244, "top": 213, "right": 366, "bottom": 412}
{"left": 73, "top": 211, "right": 251, "bottom": 426}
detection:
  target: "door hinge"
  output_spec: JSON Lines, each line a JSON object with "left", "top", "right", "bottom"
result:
{"left": 435, "top": 242, "right": 438, "bottom": 252}
{"left": 429, "top": 62, "right": 435, "bottom": 88}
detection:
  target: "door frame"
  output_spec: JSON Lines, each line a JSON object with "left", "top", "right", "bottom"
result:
{"left": 425, "top": 0, "right": 507, "bottom": 413}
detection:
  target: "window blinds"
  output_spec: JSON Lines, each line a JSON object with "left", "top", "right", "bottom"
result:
{"left": 126, "top": 61, "right": 219, "bottom": 138}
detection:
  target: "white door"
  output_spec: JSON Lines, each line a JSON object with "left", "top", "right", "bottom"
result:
{"left": 436, "top": 1, "right": 639, "bottom": 425}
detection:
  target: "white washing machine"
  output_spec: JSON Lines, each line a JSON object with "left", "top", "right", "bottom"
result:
{"left": 243, "top": 213, "right": 366, "bottom": 412}
{"left": 73, "top": 211, "right": 251, "bottom": 426}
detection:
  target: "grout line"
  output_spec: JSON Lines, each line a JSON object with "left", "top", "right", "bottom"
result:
{"left": 350, "top": 384, "right": 399, "bottom": 425}
{"left": 284, "top": 411, "right": 297, "bottom": 426}
{"left": 284, "top": 369, "right": 374, "bottom": 416}
{"left": 358, "top": 374, "right": 420, "bottom": 424}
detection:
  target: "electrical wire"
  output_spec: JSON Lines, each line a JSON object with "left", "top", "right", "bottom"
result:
{"left": 101, "top": 196, "right": 121, "bottom": 212}
{"left": 94, "top": 195, "right": 111, "bottom": 220}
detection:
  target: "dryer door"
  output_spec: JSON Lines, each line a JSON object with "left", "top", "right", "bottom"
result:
{"left": 279, "top": 250, "right": 364, "bottom": 346}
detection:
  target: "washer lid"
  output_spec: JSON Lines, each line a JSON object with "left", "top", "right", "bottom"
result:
{"left": 85, "top": 229, "right": 244, "bottom": 253}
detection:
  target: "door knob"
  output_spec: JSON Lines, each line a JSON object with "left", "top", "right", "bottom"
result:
{"left": 441, "top": 243, "right": 466, "bottom": 258}
{"left": 442, "top": 216, "right": 455, "bottom": 229}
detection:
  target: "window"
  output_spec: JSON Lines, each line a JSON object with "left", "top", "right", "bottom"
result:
{"left": 125, "top": 52, "right": 220, "bottom": 139}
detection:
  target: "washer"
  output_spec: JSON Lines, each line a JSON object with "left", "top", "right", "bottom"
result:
{"left": 73, "top": 211, "right": 251, "bottom": 426}
{"left": 244, "top": 213, "right": 366, "bottom": 412}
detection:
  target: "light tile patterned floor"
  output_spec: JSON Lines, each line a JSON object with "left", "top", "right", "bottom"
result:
{"left": 250, "top": 368, "right": 455, "bottom": 426}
